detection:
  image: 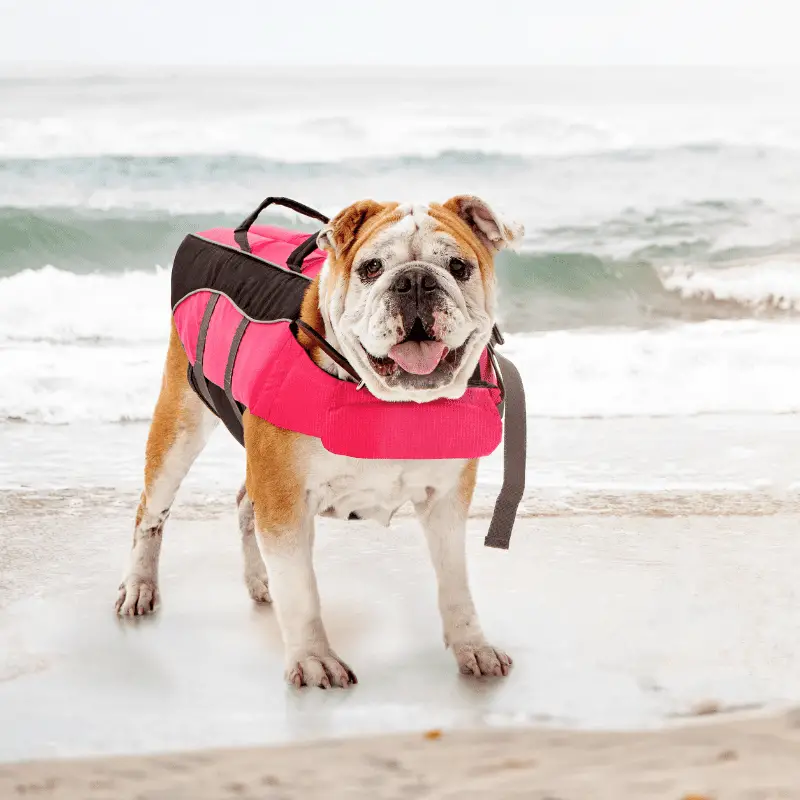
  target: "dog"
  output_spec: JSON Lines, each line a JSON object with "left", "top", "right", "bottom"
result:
{"left": 116, "top": 195, "right": 523, "bottom": 688}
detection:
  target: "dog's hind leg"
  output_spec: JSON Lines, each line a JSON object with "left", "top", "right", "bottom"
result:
{"left": 115, "top": 323, "right": 218, "bottom": 616}
{"left": 236, "top": 484, "right": 271, "bottom": 604}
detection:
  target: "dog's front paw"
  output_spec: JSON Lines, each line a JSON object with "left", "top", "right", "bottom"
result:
{"left": 452, "top": 641, "right": 512, "bottom": 678}
{"left": 286, "top": 651, "right": 358, "bottom": 689}
{"left": 115, "top": 576, "right": 159, "bottom": 616}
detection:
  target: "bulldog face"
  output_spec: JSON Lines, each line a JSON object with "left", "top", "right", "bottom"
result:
{"left": 316, "top": 197, "right": 523, "bottom": 402}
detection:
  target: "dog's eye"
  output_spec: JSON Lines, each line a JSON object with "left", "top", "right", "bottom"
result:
{"left": 360, "top": 258, "right": 384, "bottom": 280}
{"left": 448, "top": 258, "right": 471, "bottom": 280}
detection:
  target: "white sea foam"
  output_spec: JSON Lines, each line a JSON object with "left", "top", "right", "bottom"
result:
{"left": 504, "top": 320, "right": 800, "bottom": 418}
{"left": 2, "top": 265, "right": 800, "bottom": 423}
{"left": 0, "top": 266, "right": 170, "bottom": 344}
{"left": 661, "top": 261, "right": 800, "bottom": 312}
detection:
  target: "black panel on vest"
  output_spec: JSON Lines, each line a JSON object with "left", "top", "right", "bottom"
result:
{"left": 187, "top": 365, "right": 245, "bottom": 446}
{"left": 206, "top": 381, "right": 245, "bottom": 446}
{"left": 173, "top": 234, "right": 308, "bottom": 447}
{"left": 171, "top": 234, "right": 310, "bottom": 322}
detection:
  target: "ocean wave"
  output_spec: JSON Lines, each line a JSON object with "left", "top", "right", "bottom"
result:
{"left": 505, "top": 321, "right": 800, "bottom": 418}
{"left": 660, "top": 261, "right": 800, "bottom": 312}
{"left": 0, "top": 341, "right": 163, "bottom": 424}
{"left": 0, "top": 150, "right": 528, "bottom": 177}
{"left": 0, "top": 207, "right": 312, "bottom": 277}
{"left": 3, "top": 93, "right": 800, "bottom": 161}
{"left": 3, "top": 254, "right": 800, "bottom": 357}
{"left": 0, "top": 266, "right": 170, "bottom": 344}
{"left": 3, "top": 321, "right": 800, "bottom": 424}
{"left": 1, "top": 259, "right": 799, "bottom": 422}
{"left": 0, "top": 146, "right": 791, "bottom": 188}
{"left": 499, "top": 251, "right": 800, "bottom": 330}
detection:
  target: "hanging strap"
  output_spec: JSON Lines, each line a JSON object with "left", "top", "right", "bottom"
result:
{"left": 234, "top": 197, "right": 330, "bottom": 253}
{"left": 484, "top": 348, "right": 527, "bottom": 550}
{"left": 293, "top": 320, "right": 363, "bottom": 383}
{"left": 192, "top": 294, "right": 219, "bottom": 411}
{"left": 286, "top": 232, "right": 323, "bottom": 273}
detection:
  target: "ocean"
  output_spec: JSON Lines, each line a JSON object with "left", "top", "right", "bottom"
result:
{"left": 3, "top": 66, "right": 800, "bottom": 426}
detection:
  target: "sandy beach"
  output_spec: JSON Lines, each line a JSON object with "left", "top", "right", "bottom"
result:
{"left": 2, "top": 712, "right": 800, "bottom": 799}
{"left": 2, "top": 415, "right": 800, "bottom": 796}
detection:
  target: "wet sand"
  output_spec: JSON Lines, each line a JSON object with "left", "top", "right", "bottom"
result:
{"left": 3, "top": 416, "right": 800, "bottom": 793}
{"left": 2, "top": 711, "right": 800, "bottom": 799}
{"left": 3, "top": 499, "right": 800, "bottom": 759}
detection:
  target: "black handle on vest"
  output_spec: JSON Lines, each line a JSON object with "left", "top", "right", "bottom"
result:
{"left": 286, "top": 233, "right": 323, "bottom": 273}
{"left": 234, "top": 197, "right": 330, "bottom": 254}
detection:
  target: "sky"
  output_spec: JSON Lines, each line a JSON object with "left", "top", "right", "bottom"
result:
{"left": 0, "top": 0, "right": 799, "bottom": 67}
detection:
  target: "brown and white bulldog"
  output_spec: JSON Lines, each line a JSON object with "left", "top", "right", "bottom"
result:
{"left": 116, "top": 196, "right": 523, "bottom": 688}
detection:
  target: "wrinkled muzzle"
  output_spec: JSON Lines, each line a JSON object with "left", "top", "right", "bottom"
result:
{"left": 383, "top": 261, "right": 451, "bottom": 374}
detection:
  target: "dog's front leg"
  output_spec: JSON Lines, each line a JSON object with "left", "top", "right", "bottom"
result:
{"left": 245, "top": 418, "right": 355, "bottom": 688}
{"left": 416, "top": 461, "right": 512, "bottom": 678}
{"left": 254, "top": 513, "right": 357, "bottom": 689}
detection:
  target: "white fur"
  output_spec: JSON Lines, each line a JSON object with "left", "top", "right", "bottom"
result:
{"left": 317, "top": 206, "right": 497, "bottom": 402}
{"left": 417, "top": 480, "right": 511, "bottom": 676}
{"left": 237, "top": 490, "right": 271, "bottom": 603}
{"left": 305, "top": 439, "right": 466, "bottom": 524}
{"left": 251, "top": 439, "right": 511, "bottom": 685}
{"left": 450, "top": 195, "right": 525, "bottom": 252}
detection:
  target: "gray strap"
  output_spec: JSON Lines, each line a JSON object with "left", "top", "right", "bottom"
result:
{"left": 484, "top": 351, "right": 527, "bottom": 550}
{"left": 192, "top": 294, "right": 219, "bottom": 411}
{"left": 224, "top": 318, "right": 249, "bottom": 424}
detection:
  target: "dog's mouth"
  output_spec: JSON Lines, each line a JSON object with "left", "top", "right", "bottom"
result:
{"left": 364, "top": 318, "right": 466, "bottom": 378}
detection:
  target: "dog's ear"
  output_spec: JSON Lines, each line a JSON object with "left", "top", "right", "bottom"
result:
{"left": 443, "top": 195, "right": 524, "bottom": 253}
{"left": 317, "top": 199, "right": 388, "bottom": 259}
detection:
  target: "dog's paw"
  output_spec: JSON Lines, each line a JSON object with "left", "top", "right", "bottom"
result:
{"left": 286, "top": 651, "right": 358, "bottom": 689}
{"left": 115, "top": 576, "right": 159, "bottom": 616}
{"left": 245, "top": 572, "right": 271, "bottom": 604}
{"left": 453, "top": 642, "right": 512, "bottom": 678}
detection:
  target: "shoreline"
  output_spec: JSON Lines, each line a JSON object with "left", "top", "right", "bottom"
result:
{"left": 4, "top": 415, "right": 800, "bottom": 780}
{"left": 3, "top": 711, "right": 800, "bottom": 799}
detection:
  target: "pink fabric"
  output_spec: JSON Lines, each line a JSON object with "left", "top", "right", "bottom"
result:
{"left": 172, "top": 227, "right": 503, "bottom": 460}
{"left": 196, "top": 225, "right": 327, "bottom": 279}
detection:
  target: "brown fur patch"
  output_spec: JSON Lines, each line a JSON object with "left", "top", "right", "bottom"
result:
{"left": 457, "top": 459, "right": 479, "bottom": 509}
{"left": 137, "top": 324, "right": 202, "bottom": 489}
{"left": 428, "top": 202, "right": 496, "bottom": 285}
{"left": 297, "top": 276, "right": 326, "bottom": 365}
{"left": 133, "top": 321, "right": 208, "bottom": 533}
{"left": 304, "top": 200, "right": 400, "bottom": 367}
{"left": 320, "top": 200, "right": 401, "bottom": 282}
{"left": 243, "top": 411, "right": 306, "bottom": 533}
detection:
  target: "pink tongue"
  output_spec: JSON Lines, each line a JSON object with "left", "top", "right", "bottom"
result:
{"left": 388, "top": 340, "right": 448, "bottom": 375}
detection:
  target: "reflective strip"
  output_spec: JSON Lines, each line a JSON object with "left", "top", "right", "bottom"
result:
{"left": 224, "top": 318, "right": 249, "bottom": 426}
{"left": 484, "top": 351, "right": 527, "bottom": 550}
{"left": 192, "top": 294, "right": 219, "bottom": 412}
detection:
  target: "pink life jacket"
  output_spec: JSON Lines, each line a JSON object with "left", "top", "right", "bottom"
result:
{"left": 171, "top": 197, "right": 525, "bottom": 548}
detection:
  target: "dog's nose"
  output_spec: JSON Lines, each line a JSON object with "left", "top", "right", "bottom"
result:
{"left": 391, "top": 267, "right": 438, "bottom": 296}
